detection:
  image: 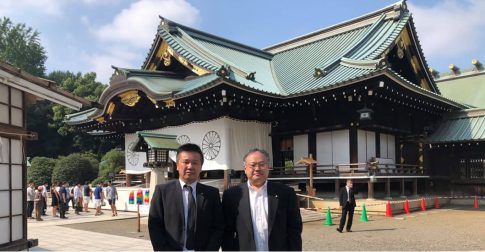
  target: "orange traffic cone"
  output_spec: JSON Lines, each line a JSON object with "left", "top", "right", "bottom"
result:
{"left": 404, "top": 198, "right": 410, "bottom": 214}
{"left": 473, "top": 196, "right": 479, "bottom": 209}
{"left": 435, "top": 195, "right": 440, "bottom": 209}
{"left": 420, "top": 197, "right": 426, "bottom": 211}
{"left": 386, "top": 201, "right": 393, "bottom": 217}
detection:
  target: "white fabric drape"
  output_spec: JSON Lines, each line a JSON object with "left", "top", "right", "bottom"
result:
{"left": 124, "top": 117, "right": 272, "bottom": 173}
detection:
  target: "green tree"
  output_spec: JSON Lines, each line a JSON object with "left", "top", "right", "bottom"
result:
{"left": 48, "top": 71, "right": 105, "bottom": 136}
{"left": 51, "top": 153, "right": 94, "bottom": 185}
{"left": 27, "top": 157, "right": 57, "bottom": 186}
{"left": 79, "top": 152, "right": 100, "bottom": 178}
{"left": 97, "top": 149, "right": 125, "bottom": 182}
{"left": 0, "top": 17, "right": 46, "bottom": 76}
{"left": 27, "top": 70, "right": 121, "bottom": 158}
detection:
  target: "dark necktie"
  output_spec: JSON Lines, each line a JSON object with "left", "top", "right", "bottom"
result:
{"left": 184, "top": 185, "right": 196, "bottom": 250}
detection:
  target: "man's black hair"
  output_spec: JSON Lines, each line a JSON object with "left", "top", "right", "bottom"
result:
{"left": 176, "top": 143, "right": 204, "bottom": 165}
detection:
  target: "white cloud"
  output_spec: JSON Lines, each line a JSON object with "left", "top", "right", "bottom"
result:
{"left": 81, "top": 16, "right": 90, "bottom": 25}
{"left": 80, "top": 47, "right": 143, "bottom": 84}
{"left": 93, "top": 0, "right": 200, "bottom": 49}
{"left": 83, "top": 0, "right": 200, "bottom": 83}
{"left": 81, "top": 0, "right": 120, "bottom": 5}
{"left": 408, "top": 0, "right": 485, "bottom": 58}
{"left": 0, "top": 0, "right": 64, "bottom": 18}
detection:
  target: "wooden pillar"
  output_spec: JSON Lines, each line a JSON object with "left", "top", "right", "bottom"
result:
{"left": 146, "top": 172, "right": 151, "bottom": 187}
{"left": 375, "top": 132, "right": 381, "bottom": 158}
{"left": 386, "top": 178, "right": 391, "bottom": 199}
{"left": 308, "top": 132, "right": 316, "bottom": 161}
{"left": 349, "top": 126, "right": 358, "bottom": 164}
{"left": 334, "top": 179, "right": 340, "bottom": 199}
{"left": 367, "top": 179, "right": 374, "bottom": 199}
{"left": 412, "top": 178, "right": 418, "bottom": 196}
{"left": 126, "top": 174, "right": 132, "bottom": 187}
{"left": 400, "top": 178, "right": 406, "bottom": 198}
{"left": 223, "top": 170, "right": 230, "bottom": 190}
{"left": 271, "top": 135, "right": 281, "bottom": 167}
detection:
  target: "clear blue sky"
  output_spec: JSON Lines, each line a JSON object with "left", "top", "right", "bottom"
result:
{"left": 1, "top": 0, "right": 484, "bottom": 84}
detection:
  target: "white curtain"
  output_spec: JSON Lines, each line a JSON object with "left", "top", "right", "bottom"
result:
{"left": 293, "top": 134, "right": 308, "bottom": 164}
{"left": 380, "top": 133, "right": 395, "bottom": 161}
{"left": 125, "top": 117, "right": 272, "bottom": 173}
{"left": 316, "top": 130, "right": 349, "bottom": 165}
{"left": 358, "top": 130, "right": 376, "bottom": 162}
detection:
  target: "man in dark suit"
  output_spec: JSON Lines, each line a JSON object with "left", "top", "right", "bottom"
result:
{"left": 336, "top": 179, "right": 356, "bottom": 233}
{"left": 222, "top": 148, "right": 302, "bottom": 251}
{"left": 148, "top": 143, "right": 224, "bottom": 251}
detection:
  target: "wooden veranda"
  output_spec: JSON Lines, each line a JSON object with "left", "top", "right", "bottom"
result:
{"left": 268, "top": 162, "right": 428, "bottom": 199}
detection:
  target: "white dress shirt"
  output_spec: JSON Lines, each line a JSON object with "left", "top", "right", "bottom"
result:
{"left": 247, "top": 181, "right": 269, "bottom": 251}
{"left": 179, "top": 179, "right": 197, "bottom": 251}
{"left": 74, "top": 186, "right": 82, "bottom": 199}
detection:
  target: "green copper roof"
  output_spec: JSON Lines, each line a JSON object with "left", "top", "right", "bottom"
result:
{"left": 64, "top": 107, "right": 98, "bottom": 123}
{"left": 152, "top": 3, "right": 413, "bottom": 96}
{"left": 67, "top": 1, "right": 467, "bottom": 126}
{"left": 132, "top": 132, "right": 179, "bottom": 151}
{"left": 435, "top": 70, "right": 485, "bottom": 108}
{"left": 428, "top": 108, "right": 485, "bottom": 143}
{"left": 270, "top": 13, "right": 409, "bottom": 94}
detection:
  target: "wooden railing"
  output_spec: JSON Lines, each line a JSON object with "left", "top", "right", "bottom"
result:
{"left": 270, "top": 163, "right": 424, "bottom": 177}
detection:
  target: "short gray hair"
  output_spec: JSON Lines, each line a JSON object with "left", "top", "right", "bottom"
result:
{"left": 243, "top": 148, "right": 270, "bottom": 165}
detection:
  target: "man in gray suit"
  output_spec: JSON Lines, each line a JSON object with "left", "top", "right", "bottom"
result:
{"left": 148, "top": 143, "right": 224, "bottom": 251}
{"left": 222, "top": 148, "right": 302, "bottom": 251}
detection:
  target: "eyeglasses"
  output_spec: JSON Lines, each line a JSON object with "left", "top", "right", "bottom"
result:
{"left": 245, "top": 162, "right": 270, "bottom": 170}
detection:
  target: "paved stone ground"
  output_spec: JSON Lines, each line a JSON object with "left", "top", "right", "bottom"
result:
{"left": 303, "top": 207, "right": 485, "bottom": 251}
{"left": 28, "top": 211, "right": 151, "bottom": 251}
{"left": 29, "top": 206, "right": 485, "bottom": 251}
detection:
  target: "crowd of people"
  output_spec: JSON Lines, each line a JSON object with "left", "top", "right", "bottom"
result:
{"left": 27, "top": 143, "right": 354, "bottom": 251}
{"left": 26, "top": 179, "right": 119, "bottom": 221}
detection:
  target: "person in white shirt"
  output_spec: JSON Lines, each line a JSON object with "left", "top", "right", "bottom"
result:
{"left": 222, "top": 148, "right": 302, "bottom": 251}
{"left": 106, "top": 181, "right": 118, "bottom": 217}
{"left": 73, "top": 183, "right": 83, "bottom": 215}
{"left": 41, "top": 183, "right": 48, "bottom": 216}
{"left": 26, "top": 182, "right": 35, "bottom": 219}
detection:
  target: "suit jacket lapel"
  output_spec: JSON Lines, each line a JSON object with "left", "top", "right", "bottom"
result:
{"left": 173, "top": 181, "right": 184, "bottom": 227}
{"left": 267, "top": 182, "right": 278, "bottom": 236}
{"left": 239, "top": 184, "right": 254, "bottom": 240}
{"left": 195, "top": 183, "right": 206, "bottom": 230}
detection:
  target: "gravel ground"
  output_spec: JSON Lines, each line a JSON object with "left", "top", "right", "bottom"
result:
{"left": 63, "top": 207, "right": 485, "bottom": 251}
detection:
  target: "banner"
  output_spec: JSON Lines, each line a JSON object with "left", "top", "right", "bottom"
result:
{"left": 128, "top": 191, "right": 134, "bottom": 204}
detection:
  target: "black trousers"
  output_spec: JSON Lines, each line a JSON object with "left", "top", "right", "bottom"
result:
{"left": 42, "top": 197, "right": 47, "bottom": 214}
{"left": 59, "top": 202, "right": 66, "bottom": 218}
{"left": 27, "top": 201, "right": 34, "bottom": 218}
{"left": 339, "top": 202, "right": 355, "bottom": 231}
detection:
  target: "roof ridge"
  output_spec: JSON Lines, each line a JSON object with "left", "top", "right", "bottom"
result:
{"left": 174, "top": 27, "right": 254, "bottom": 79}
{"left": 159, "top": 16, "right": 273, "bottom": 59}
{"left": 406, "top": 15, "right": 439, "bottom": 94}
{"left": 315, "top": 15, "right": 387, "bottom": 73}
{"left": 385, "top": 68, "right": 467, "bottom": 109}
{"left": 264, "top": 0, "right": 406, "bottom": 53}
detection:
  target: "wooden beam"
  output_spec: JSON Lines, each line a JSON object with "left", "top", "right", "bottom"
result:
{"left": 367, "top": 179, "right": 374, "bottom": 199}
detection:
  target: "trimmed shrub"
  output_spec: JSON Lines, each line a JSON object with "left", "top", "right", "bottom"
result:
{"left": 27, "top": 157, "right": 57, "bottom": 186}
{"left": 98, "top": 149, "right": 125, "bottom": 179}
{"left": 51, "top": 153, "right": 94, "bottom": 185}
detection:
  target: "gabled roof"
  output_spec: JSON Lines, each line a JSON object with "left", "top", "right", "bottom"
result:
{"left": 434, "top": 65, "right": 485, "bottom": 108}
{"left": 132, "top": 132, "right": 179, "bottom": 151}
{"left": 67, "top": 0, "right": 465, "bottom": 125}
{"left": 428, "top": 108, "right": 485, "bottom": 143}
{"left": 0, "top": 61, "right": 92, "bottom": 110}
{"left": 139, "top": 0, "right": 438, "bottom": 97}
